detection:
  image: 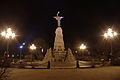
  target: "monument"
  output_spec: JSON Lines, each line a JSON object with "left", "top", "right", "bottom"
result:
{"left": 43, "top": 12, "right": 75, "bottom": 63}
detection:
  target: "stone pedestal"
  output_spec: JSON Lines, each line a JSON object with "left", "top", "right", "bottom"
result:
{"left": 43, "top": 26, "right": 75, "bottom": 63}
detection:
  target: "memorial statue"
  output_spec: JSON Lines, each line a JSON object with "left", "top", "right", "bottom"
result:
{"left": 53, "top": 12, "right": 65, "bottom": 51}
{"left": 53, "top": 11, "right": 63, "bottom": 27}
{"left": 43, "top": 12, "right": 75, "bottom": 64}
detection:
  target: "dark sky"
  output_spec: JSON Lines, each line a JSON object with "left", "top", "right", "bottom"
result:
{"left": 0, "top": 0, "right": 120, "bottom": 49}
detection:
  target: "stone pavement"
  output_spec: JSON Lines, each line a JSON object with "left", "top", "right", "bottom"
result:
{"left": 9, "top": 66, "right": 120, "bottom": 80}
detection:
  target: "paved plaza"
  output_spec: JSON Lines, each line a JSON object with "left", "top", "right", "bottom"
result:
{"left": 9, "top": 66, "right": 120, "bottom": 80}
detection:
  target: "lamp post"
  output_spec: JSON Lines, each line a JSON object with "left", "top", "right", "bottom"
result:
{"left": 29, "top": 44, "right": 36, "bottom": 62}
{"left": 1, "top": 28, "right": 16, "bottom": 59}
{"left": 79, "top": 43, "right": 87, "bottom": 58}
{"left": 103, "top": 27, "right": 117, "bottom": 63}
{"left": 76, "top": 43, "right": 87, "bottom": 68}
{"left": 19, "top": 45, "right": 23, "bottom": 62}
{"left": 19, "top": 43, "right": 25, "bottom": 62}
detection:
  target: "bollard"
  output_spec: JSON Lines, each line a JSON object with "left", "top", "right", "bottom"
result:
{"left": 47, "top": 61, "right": 50, "bottom": 69}
{"left": 76, "top": 60, "right": 79, "bottom": 68}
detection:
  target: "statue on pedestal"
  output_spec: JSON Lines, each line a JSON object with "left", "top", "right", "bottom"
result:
{"left": 43, "top": 12, "right": 75, "bottom": 63}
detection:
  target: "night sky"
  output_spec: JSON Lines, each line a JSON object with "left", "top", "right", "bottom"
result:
{"left": 0, "top": 0, "right": 120, "bottom": 49}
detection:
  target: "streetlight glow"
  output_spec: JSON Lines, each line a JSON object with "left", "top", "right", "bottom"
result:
{"left": 0, "top": 27, "right": 16, "bottom": 58}
{"left": 29, "top": 44, "right": 36, "bottom": 62}
{"left": 103, "top": 27, "right": 118, "bottom": 64}
{"left": 114, "top": 32, "right": 117, "bottom": 36}
{"left": 30, "top": 44, "right": 36, "bottom": 50}
{"left": 103, "top": 28, "right": 117, "bottom": 39}
{"left": 1, "top": 28, "right": 16, "bottom": 39}
{"left": 104, "top": 33, "right": 108, "bottom": 38}
{"left": 1, "top": 31, "right": 6, "bottom": 36}
{"left": 23, "top": 42, "right": 25, "bottom": 45}
{"left": 7, "top": 28, "right": 11, "bottom": 32}
{"left": 11, "top": 33, "right": 16, "bottom": 38}
{"left": 108, "top": 28, "right": 112, "bottom": 33}
{"left": 6, "top": 33, "right": 10, "bottom": 38}
{"left": 19, "top": 45, "right": 23, "bottom": 49}
{"left": 79, "top": 44, "right": 87, "bottom": 50}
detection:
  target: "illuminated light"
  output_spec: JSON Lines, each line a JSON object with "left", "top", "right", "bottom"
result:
{"left": 7, "top": 54, "right": 10, "bottom": 58}
{"left": 75, "top": 51, "right": 78, "bottom": 53}
{"left": 80, "top": 44, "right": 87, "bottom": 50}
{"left": 104, "top": 33, "right": 108, "bottom": 38}
{"left": 8, "top": 31, "right": 12, "bottom": 36}
{"left": 60, "top": 16, "right": 64, "bottom": 19}
{"left": 114, "top": 32, "right": 117, "bottom": 36}
{"left": 42, "top": 48, "right": 44, "bottom": 53}
{"left": 11, "top": 33, "right": 16, "bottom": 38}
{"left": 7, "top": 28, "right": 11, "bottom": 32}
{"left": 12, "top": 54, "right": 14, "bottom": 58}
{"left": 19, "top": 45, "right": 23, "bottom": 49}
{"left": 23, "top": 43, "right": 25, "bottom": 45}
{"left": 108, "top": 28, "right": 112, "bottom": 33}
{"left": 1, "top": 31, "right": 6, "bottom": 36}
{"left": 1, "top": 28, "right": 16, "bottom": 39}
{"left": 103, "top": 28, "right": 118, "bottom": 39}
{"left": 108, "top": 32, "right": 113, "bottom": 37}
{"left": 5, "top": 33, "right": 10, "bottom": 38}
{"left": 30, "top": 44, "right": 36, "bottom": 50}
{"left": 7, "top": 28, "right": 12, "bottom": 35}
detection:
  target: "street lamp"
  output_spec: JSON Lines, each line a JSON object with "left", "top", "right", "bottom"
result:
{"left": 19, "top": 45, "right": 23, "bottom": 62}
{"left": 103, "top": 27, "right": 118, "bottom": 63}
{"left": 19, "top": 42, "right": 25, "bottom": 62}
{"left": 1, "top": 28, "right": 16, "bottom": 58}
{"left": 104, "top": 28, "right": 117, "bottom": 39}
{"left": 30, "top": 44, "right": 36, "bottom": 50}
{"left": 79, "top": 43, "right": 87, "bottom": 50}
{"left": 76, "top": 43, "right": 87, "bottom": 68}
{"left": 79, "top": 43, "right": 87, "bottom": 58}
{"left": 29, "top": 44, "right": 36, "bottom": 61}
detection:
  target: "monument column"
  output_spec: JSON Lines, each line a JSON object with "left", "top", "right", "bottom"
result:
{"left": 53, "top": 12, "right": 65, "bottom": 51}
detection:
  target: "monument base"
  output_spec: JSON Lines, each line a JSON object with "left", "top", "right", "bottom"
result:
{"left": 43, "top": 48, "right": 76, "bottom": 63}
{"left": 51, "top": 61, "right": 76, "bottom": 68}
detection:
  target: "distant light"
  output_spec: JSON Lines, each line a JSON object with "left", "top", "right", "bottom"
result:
{"left": 80, "top": 44, "right": 87, "bottom": 50}
{"left": 114, "top": 32, "right": 117, "bottom": 36}
{"left": 108, "top": 28, "right": 112, "bottom": 33}
{"left": 23, "top": 43, "right": 25, "bottom": 45}
{"left": 19, "top": 45, "right": 23, "bottom": 49}
{"left": 6, "top": 33, "right": 10, "bottom": 38}
{"left": 7, "top": 28, "right": 12, "bottom": 35}
{"left": 1, "top": 31, "right": 6, "bottom": 36}
{"left": 60, "top": 16, "right": 64, "bottom": 19}
{"left": 12, "top": 54, "right": 14, "bottom": 58}
{"left": 75, "top": 51, "right": 78, "bottom": 53}
{"left": 11, "top": 33, "right": 16, "bottom": 38}
{"left": 104, "top": 28, "right": 118, "bottom": 39}
{"left": 7, "top": 28, "right": 12, "bottom": 33}
{"left": 104, "top": 33, "right": 108, "bottom": 38}
{"left": 42, "top": 48, "right": 44, "bottom": 53}
{"left": 7, "top": 54, "right": 10, "bottom": 58}
{"left": 30, "top": 44, "right": 36, "bottom": 50}
{"left": 1, "top": 28, "right": 16, "bottom": 39}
